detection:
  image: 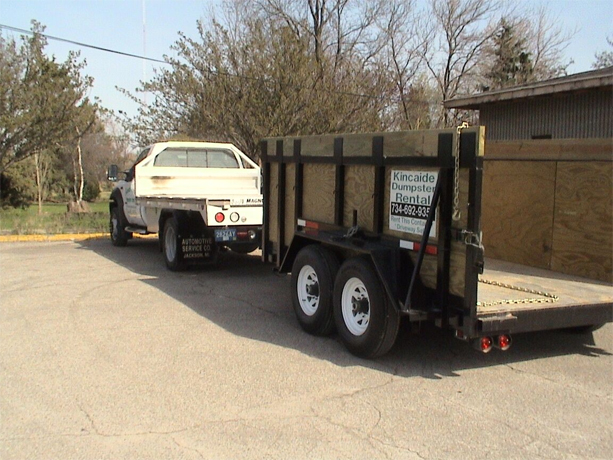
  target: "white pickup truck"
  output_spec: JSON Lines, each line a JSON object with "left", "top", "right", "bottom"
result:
{"left": 108, "top": 141, "right": 263, "bottom": 270}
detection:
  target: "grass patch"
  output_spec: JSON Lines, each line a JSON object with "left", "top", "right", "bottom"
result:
{"left": 0, "top": 201, "right": 110, "bottom": 235}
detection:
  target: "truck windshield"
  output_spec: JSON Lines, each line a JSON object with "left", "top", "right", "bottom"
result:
{"left": 153, "top": 148, "right": 239, "bottom": 168}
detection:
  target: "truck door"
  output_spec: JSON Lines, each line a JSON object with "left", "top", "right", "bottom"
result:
{"left": 124, "top": 148, "right": 151, "bottom": 225}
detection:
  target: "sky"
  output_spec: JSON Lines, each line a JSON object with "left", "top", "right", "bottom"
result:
{"left": 1, "top": 0, "right": 612, "bottom": 119}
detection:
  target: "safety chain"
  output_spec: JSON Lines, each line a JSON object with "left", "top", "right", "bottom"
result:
{"left": 452, "top": 122, "right": 469, "bottom": 221}
{"left": 477, "top": 278, "right": 559, "bottom": 308}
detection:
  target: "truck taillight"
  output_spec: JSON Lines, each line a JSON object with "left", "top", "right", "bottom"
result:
{"left": 230, "top": 212, "right": 239, "bottom": 223}
{"left": 215, "top": 212, "right": 225, "bottom": 223}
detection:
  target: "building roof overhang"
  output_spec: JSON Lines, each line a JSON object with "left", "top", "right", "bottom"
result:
{"left": 444, "top": 66, "right": 613, "bottom": 110}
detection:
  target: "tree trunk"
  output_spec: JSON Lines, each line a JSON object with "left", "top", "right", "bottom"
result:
{"left": 34, "top": 153, "right": 43, "bottom": 215}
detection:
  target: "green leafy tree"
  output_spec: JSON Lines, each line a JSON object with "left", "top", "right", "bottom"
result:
{"left": 0, "top": 21, "right": 101, "bottom": 209}
{"left": 483, "top": 18, "right": 533, "bottom": 90}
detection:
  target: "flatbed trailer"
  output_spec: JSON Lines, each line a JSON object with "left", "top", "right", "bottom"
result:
{"left": 260, "top": 127, "right": 612, "bottom": 358}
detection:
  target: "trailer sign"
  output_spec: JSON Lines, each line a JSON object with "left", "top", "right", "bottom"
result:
{"left": 389, "top": 170, "right": 438, "bottom": 238}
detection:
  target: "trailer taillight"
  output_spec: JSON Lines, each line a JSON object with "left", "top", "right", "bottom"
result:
{"left": 476, "top": 336, "right": 493, "bottom": 353}
{"left": 215, "top": 212, "right": 225, "bottom": 223}
{"left": 496, "top": 334, "right": 512, "bottom": 351}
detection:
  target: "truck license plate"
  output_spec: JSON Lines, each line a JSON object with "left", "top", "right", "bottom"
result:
{"left": 214, "top": 228, "right": 237, "bottom": 242}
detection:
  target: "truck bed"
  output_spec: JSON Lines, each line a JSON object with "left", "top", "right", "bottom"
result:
{"left": 477, "top": 258, "right": 613, "bottom": 332}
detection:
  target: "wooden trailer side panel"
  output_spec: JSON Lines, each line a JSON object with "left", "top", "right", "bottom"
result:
{"left": 262, "top": 128, "right": 485, "bottom": 301}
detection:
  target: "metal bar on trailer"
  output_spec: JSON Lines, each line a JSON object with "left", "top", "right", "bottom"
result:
{"left": 260, "top": 140, "right": 271, "bottom": 262}
{"left": 372, "top": 136, "right": 385, "bottom": 234}
{"left": 276, "top": 140, "right": 286, "bottom": 264}
{"left": 403, "top": 176, "right": 443, "bottom": 312}
{"left": 436, "top": 133, "right": 454, "bottom": 316}
{"left": 463, "top": 131, "right": 484, "bottom": 336}
{"left": 334, "top": 138, "right": 345, "bottom": 226}
{"left": 293, "top": 139, "right": 303, "bottom": 225}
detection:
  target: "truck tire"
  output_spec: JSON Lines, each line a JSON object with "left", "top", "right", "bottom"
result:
{"left": 333, "top": 257, "right": 400, "bottom": 358}
{"left": 291, "top": 245, "right": 340, "bottom": 336}
{"left": 163, "top": 217, "right": 186, "bottom": 271}
{"left": 110, "top": 205, "right": 130, "bottom": 247}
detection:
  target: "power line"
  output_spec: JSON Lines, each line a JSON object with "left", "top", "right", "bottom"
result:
{"left": 0, "top": 23, "right": 168, "bottom": 64}
{"left": 0, "top": 23, "right": 382, "bottom": 101}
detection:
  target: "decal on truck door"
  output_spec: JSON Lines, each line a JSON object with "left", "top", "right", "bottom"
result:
{"left": 389, "top": 170, "right": 438, "bottom": 238}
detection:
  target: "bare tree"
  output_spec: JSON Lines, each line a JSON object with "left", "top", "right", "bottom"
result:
{"left": 421, "top": 0, "right": 502, "bottom": 127}
{"left": 375, "top": 0, "right": 434, "bottom": 129}
{"left": 513, "top": 5, "right": 574, "bottom": 80}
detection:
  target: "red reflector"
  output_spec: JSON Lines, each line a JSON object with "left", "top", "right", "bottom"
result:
{"left": 425, "top": 245, "right": 438, "bottom": 255}
{"left": 411, "top": 243, "right": 438, "bottom": 255}
{"left": 304, "top": 221, "right": 319, "bottom": 229}
{"left": 237, "top": 231, "right": 248, "bottom": 239}
{"left": 215, "top": 212, "right": 225, "bottom": 223}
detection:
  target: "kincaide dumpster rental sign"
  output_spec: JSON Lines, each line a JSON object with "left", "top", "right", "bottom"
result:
{"left": 389, "top": 170, "right": 438, "bottom": 238}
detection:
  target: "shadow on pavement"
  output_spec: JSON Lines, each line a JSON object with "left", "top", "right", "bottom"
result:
{"left": 78, "top": 237, "right": 611, "bottom": 378}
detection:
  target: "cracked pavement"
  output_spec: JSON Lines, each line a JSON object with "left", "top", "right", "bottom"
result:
{"left": 1, "top": 239, "right": 611, "bottom": 459}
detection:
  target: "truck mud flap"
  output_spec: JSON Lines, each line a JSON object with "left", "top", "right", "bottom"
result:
{"left": 179, "top": 234, "right": 217, "bottom": 263}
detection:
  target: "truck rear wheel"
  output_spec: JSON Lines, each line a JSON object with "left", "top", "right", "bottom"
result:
{"left": 333, "top": 257, "right": 400, "bottom": 358}
{"left": 163, "top": 217, "right": 186, "bottom": 271}
{"left": 110, "top": 206, "right": 130, "bottom": 247}
{"left": 291, "top": 245, "right": 339, "bottom": 336}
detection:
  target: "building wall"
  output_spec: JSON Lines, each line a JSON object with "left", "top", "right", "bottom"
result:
{"left": 480, "top": 88, "right": 612, "bottom": 140}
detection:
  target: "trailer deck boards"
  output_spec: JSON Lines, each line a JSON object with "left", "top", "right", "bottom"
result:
{"left": 478, "top": 258, "right": 613, "bottom": 315}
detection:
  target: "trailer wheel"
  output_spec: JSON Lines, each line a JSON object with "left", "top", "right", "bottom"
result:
{"left": 110, "top": 205, "right": 130, "bottom": 247}
{"left": 163, "top": 217, "right": 186, "bottom": 271}
{"left": 333, "top": 257, "right": 400, "bottom": 358}
{"left": 291, "top": 245, "right": 340, "bottom": 336}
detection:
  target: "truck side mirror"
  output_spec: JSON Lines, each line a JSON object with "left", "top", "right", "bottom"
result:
{"left": 107, "top": 164, "right": 119, "bottom": 181}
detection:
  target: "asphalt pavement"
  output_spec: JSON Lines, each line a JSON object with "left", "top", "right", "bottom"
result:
{"left": 0, "top": 238, "right": 611, "bottom": 460}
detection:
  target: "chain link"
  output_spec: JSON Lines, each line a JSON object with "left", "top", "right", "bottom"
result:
{"left": 452, "top": 122, "right": 469, "bottom": 222}
{"left": 477, "top": 278, "right": 559, "bottom": 308}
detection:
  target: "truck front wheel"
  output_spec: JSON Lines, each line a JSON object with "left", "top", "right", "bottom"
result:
{"left": 163, "top": 217, "right": 186, "bottom": 271}
{"left": 333, "top": 257, "right": 400, "bottom": 358}
{"left": 291, "top": 245, "right": 339, "bottom": 336}
{"left": 110, "top": 206, "right": 130, "bottom": 247}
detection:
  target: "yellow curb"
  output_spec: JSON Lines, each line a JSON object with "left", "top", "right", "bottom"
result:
{"left": 0, "top": 233, "right": 158, "bottom": 243}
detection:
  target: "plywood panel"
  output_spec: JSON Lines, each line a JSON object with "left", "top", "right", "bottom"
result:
{"left": 486, "top": 138, "right": 612, "bottom": 161}
{"left": 552, "top": 161, "right": 613, "bottom": 283}
{"left": 344, "top": 165, "right": 375, "bottom": 230}
{"left": 481, "top": 161, "right": 556, "bottom": 269}
{"left": 302, "top": 163, "right": 335, "bottom": 223}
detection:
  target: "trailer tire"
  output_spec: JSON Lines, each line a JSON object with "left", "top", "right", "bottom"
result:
{"left": 291, "top": 245, "right": 340, "bottom": 336}
{"left": 163, "top": 217, "right": 186, "bottom": 271}
{"left": 110, "top": 205, "right": 130, "bottom": 247}
{"left": 333, "top": 257, "right": 400, "bottom": 358}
